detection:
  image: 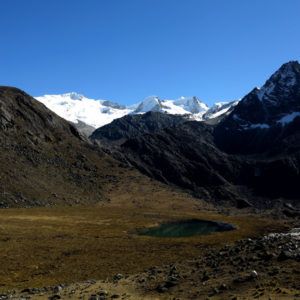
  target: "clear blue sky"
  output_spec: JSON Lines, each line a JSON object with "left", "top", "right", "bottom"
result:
{"left": 0, "top": 0, "right": 299, "bottom": 106}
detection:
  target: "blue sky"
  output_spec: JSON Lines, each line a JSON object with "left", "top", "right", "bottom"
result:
{"left": 0, "top": 0, "right": 300, "bottom": 106}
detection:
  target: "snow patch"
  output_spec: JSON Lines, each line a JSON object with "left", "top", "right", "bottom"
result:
{"left": 249, "top": 123, "right": 270, "bottom": 129}
{"left": 233, "top": 114, "right": 270, "bottom": 130}
{"left": 277, "top": 112, "right": 300, "bottom": 125}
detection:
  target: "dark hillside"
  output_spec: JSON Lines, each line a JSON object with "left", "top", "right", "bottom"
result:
{"left": 107, "top": 62, "right": 300, "bottom": 207}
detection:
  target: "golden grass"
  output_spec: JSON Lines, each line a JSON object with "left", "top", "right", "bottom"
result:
{"left": 0, "top": 205, "right": 286, "bottom": 292}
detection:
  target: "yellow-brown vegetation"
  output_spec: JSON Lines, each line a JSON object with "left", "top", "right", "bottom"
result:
{"left": 0, "top": 205, "right": 286, "bottom": 292}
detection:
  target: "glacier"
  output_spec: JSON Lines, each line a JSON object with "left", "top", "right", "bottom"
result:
{"left": 36, "top": 93, "right": 238, "bottom": 129}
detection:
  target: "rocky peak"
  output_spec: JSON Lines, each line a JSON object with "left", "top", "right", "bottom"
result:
{"left": 270, "top": 60, "right": 300, "bottom": 85}
{"left": 222, "top": 61, "right": 300, "bottom": 130}
{"left": 254, "top": 60, "right": 300, "bottom": 104}
{"left": 214, "top": 61, "right": 300, "bottom": 154}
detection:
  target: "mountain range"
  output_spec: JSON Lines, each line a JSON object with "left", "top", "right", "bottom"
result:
{"left": 1, "top": 60, "right": 300, "bottom": 210}
{"left": 35, "top": 93, "right": 239, "bottom": 131}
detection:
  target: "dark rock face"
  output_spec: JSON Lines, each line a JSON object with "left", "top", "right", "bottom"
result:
{"left": 115, "top": 122, "right": 300, "bottom": 204}
{"left": 120, "top": 121, "right": 230, "bottom": 187}
{"left": 104, "top": 61, "right": 300, "bottom": 206}
{"left": 116, "top": 121, "right": 250, "bottom": 205}
{"left": 90, "top": 111, "right": 188, "bottom": 146}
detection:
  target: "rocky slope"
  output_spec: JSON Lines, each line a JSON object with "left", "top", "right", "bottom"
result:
{"left": 0, "top": 87, "right": 111, "bottom": 207}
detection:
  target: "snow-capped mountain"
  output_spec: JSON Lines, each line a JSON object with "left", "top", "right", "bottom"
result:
{"left": 134, "top": 96, "right": 208, "bottom": 116}
{"left": 39, "top": 61, "right": 299, "bottom": 132}
{"left": 35, "top": 92, "right": 131, "bottom": 129}
{"left": 36, "top": 93, "right": 237, "bottom": 130}
{"left": 134, "top": 96, "right": 163, "bottom": 113}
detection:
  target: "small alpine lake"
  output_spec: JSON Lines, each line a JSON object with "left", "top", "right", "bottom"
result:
{"left": 138, "top": 219, "right": 236, "bottom": 238}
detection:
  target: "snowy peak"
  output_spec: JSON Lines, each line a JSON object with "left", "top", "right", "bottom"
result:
{"left": 133, "top": 96, "right": 208, "bottom": 116}
{"left": 134, "top": 96, "right": 163, "bottom": 113}
{"left": 35, "top": 93, "right": 132, "bottom": 128}
{"left": 173, "top": 96, "right": 208, "bottom": 114}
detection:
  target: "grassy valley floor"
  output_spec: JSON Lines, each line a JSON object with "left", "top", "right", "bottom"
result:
{"left": 0, "top": 204, "right": 298, "bottom": 299}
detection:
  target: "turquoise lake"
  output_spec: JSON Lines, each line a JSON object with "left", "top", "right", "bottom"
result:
{"left": 139, "top": 219, "right": 235, "bottom": 238}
